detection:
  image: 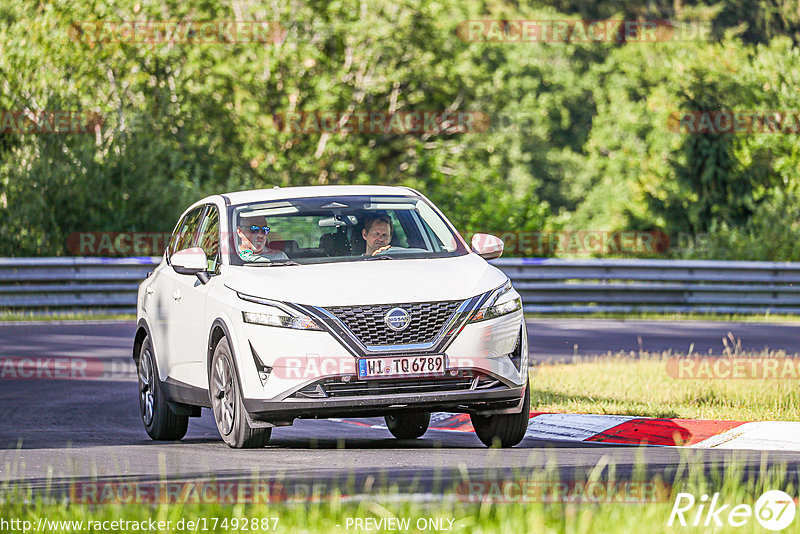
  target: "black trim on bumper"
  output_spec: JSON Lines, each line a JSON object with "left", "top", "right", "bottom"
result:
{"left": 243, "top": 385, "right": 525, "bottom": 422}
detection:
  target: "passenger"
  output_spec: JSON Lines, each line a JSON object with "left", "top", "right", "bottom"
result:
{"left": 236, "top": 216, "right": 288, "bottom": 262}
{"left": 362, "top": 214, "right": 393, "bottom": 256}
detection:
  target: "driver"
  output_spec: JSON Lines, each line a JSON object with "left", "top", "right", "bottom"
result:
{"left": 236, "top": 215, "right": 288, "bottom": 262}
{"left": 362, "top": 214, "right": 393, "bottom": 256}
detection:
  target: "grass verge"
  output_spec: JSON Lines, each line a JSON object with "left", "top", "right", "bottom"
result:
{"left": 531, "top": 350, "right": 800, "bottom": 420}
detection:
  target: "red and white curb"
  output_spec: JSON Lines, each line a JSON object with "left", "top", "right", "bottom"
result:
{"left": 340, "top": 413, "right": 800, "bottom": 450}
{"left": 690, "top": 421, "right": 800, "bottom": 450}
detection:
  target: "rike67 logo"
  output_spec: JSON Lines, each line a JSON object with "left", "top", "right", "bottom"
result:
{"left": 668, "top": 490, "right": 796, "bottom": 531}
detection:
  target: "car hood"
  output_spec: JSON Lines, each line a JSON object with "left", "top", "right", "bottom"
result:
{"left": 223, "top": 254, "right": 507, "bottom": 307}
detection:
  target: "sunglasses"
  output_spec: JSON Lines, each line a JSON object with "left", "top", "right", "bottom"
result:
{"left": 243, "top": 225, "right": 270, "bottom": 235}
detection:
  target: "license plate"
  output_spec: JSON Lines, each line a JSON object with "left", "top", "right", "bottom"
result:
{"left": 357, "top": 355, "right": 447, "bottom": 380}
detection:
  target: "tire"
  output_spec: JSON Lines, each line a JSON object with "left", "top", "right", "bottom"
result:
{"left": 385, "top": 412, "right": 430, "bottom": 439}
{"left": 210, "top": 337, "right": 271, "bottom": 449}
{"left": 137, "top": 336, "right": 188, "bottom": 441}
{"left": 470, "top": 380, "right": 530, "bottom": 448}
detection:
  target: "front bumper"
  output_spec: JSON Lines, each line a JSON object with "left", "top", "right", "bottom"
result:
{"left": 237, "top": 309, "right": 528, "bottom": 399}
{"left": 244, "top": 381, "right": 526, "bottom": 423}
{"left": 231, "top": 286, "right": 529, "bottom": 425}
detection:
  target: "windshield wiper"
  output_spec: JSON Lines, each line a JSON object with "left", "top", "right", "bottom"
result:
{"left": 363, "top": 255, "right": 396, "bottom": 261}
{"left": 243, "top": 260, "right": 301, "bottom": 267}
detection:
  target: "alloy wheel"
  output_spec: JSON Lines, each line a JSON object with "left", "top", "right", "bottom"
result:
{"left": 212, "top": 355, "right": 236, "bottom": 436}
{"left": 138, "top": 349, "right": 155, "bottom": 426}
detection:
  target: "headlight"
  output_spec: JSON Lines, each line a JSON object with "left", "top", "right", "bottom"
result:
{"left": 238, "top": 292, "right": 323, "bottom": 331}
{"left": 470, "top": 297, "right": 522, "bottom": 322}
{"left": 469, "top": 280, "right": 522, "bottom": 322}
{"left": 242, "top": 311, "right": 322, "bottom": 330}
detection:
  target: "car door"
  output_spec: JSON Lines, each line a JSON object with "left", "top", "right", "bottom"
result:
{"left": 146, "top": 206, "right": 204, "bottom": 382}
{"left": 160, "top": 205, "right": 208, "bottom": 387}
{"left": 168, "top": 204, "right": 222, "bottom": 389}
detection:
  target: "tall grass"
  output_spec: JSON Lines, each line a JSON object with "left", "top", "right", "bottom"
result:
{"left": 1, "top": 453, "right": 796, "bottom": 533}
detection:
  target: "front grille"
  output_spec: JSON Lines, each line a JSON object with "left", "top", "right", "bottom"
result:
{"left": 291, "top": 374, "right": 505, "bottom": 399}
{"left": 325, "top": 301, "right": 461, "bottom": 346}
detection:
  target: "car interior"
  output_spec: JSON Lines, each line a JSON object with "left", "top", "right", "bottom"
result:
{"left": 262, "top": 211, "right": 416, "bottom": 259}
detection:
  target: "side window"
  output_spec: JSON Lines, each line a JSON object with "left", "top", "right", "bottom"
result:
{"left": 396, "top": 210, "right": 426, "bottom": 249}
{"left": 386, "top": 211, "right": 408, "bottom": 247}
{"left": 197, "top": 205, "right": 220, "bottom": 272}
{"left": 168, "top": 206, "right": 205, "bottom": 259}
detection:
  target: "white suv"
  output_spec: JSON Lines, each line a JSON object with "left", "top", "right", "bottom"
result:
{"left": 134, "top": 185, "right": 529, "bottom": 448}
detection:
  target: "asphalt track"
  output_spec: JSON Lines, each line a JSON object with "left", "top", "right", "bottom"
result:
{"left": 1, "top": 319, "right": 800, "bottom": 497}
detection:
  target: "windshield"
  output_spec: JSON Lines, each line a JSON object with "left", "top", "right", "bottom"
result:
{"left": 227, "top": 195, "right": 468, "bottom": 265}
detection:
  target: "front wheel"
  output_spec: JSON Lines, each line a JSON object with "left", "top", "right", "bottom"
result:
{"left": 385, "top": 412, "right": 431, "bottom": 439}
{"left": 471, "top": 380, "right": 530, "bottom": 447}
{"left": 210, "top": 337, "right": 271, "bottom": 449}
{"left": 137, "top": 336, "right": 188, "bottom": 441}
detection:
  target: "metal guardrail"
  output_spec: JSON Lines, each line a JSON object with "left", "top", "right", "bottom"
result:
{"left": 494, "top": 258, "right": 800, "bottom": 314}
{"left": 0, "top": 257, "right": 157, "bottom": 314}
{"left": 2, "top": 257, "right": 800, "bottom": 315}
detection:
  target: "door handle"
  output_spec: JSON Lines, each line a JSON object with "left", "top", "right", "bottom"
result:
{"left": 146, "top": 286, "right": 155, "bottom": 295}
{"left": 172, "top": 289, "right": 182, "bottom": 301}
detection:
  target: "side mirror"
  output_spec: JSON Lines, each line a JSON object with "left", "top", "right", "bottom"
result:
{"left": 471, "top": 233, "right": 504, "bottom": 260}
{"left": 171, "top": 247, "right": 208, "bottom": 276}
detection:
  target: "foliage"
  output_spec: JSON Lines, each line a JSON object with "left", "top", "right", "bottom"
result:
{"left": 1, "top": 0, "right": 799, "bottom": 259}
